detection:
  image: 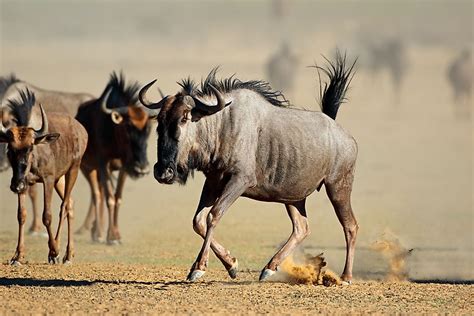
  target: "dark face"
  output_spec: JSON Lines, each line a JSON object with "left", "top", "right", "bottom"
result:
{"left": 7, "top": 145, "right": 32, "bottom": 193}
{"left": 111, "top": 106, "right": 152, "bottom": 179}
{"left": 0, "top": 127, "right": 59, "bottom": 194}
{"left": 154, "top": 97, "right": 191, "bottom": 185}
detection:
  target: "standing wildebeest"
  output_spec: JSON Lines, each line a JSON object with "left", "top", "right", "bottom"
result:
{"left": 266, "top": 41, "right": 298, "bottom": 95}
{"left": 0, "top": 89, "right": 88, "bottom": 264}
{"left": 364, "top": 37, "right": 407, "bottom": 103}
{"left": 76, "top": 72, "right": 156, "bottom": 244}
{"left": 139, "top": 53, "right": 358, "bottom": 283}
{"left": 447, "top": 49, "right": 472, "bottom": 105}
{"left": 0, "top": 74, "right": 93, "bottom": 234}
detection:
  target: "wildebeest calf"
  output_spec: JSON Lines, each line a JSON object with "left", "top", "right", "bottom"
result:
{"left": 139, "top": 52, "right": 359, "bottom": 283}
{"left": 0, "top": 89, "right": 88, "bottom": 264}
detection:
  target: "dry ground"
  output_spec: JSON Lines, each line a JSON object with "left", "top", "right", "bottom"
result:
{"left": 1, "top": 264, "right": 472, "bottom": 315}
{"left": 1, "top": 0, "right": 473, "bottom": 314}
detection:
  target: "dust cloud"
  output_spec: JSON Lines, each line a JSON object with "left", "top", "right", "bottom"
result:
{"left": 276, "top": 252, "right": 342, "bottom": 286}
{"left": 371, "top": 229, "right": 413, "bottom": 281}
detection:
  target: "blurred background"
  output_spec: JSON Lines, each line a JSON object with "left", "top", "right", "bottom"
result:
{"left": 0, "top": 0, "right": 472, "bottom": 280}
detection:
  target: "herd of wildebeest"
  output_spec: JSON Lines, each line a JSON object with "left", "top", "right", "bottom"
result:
{"left": 0, "top": 44, "right": 471, "bottom": 283}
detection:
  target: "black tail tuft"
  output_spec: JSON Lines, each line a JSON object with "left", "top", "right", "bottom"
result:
{"left": 312, "top": 50, "right": 357, "bottom": 120}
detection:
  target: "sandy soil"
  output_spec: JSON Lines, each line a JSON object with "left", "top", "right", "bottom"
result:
{"left": 0, "top": 0, "right": 472, "bottom": 314}
{"left": 1, "top": 264, "right": 473, "bottom": 315}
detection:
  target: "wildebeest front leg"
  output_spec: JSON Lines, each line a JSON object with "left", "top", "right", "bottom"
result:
{"left": 10, "top": 192, "right": 27, "bottom": 265}
{"left": 192, "top": 179, "right": 239, "bottom": 279}
{"left": 259, "top": 200, "right": 310, "bottom": 281}
{"left": 42, "top": 179, "right": 60, "bottom": 264}
{"left": 27, "top": 184, "right": 42, "bottom": 235}
{"left": 187, "top": 175, "right": 251, "bottom": 282}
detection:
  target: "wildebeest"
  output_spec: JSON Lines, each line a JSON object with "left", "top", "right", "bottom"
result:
{"left": 139, "top": 53, "right": 358, "bottom": 283}
{"left": 266, "top": 41, "right": 298, "bottom": 95}
{"left": 76, "top": 72, "right": 156, "bottom": 244}
{"left": 0, "top": 74, "right": 94, "bottom": 234}
{"left": 363, "top": 37, "right": 408, "bottom": 103}
{"left": 0, "top": 89, "right": 88, "bottom": 264}
{"left": 447, "top": 49, "right": 472, "bottom": 105}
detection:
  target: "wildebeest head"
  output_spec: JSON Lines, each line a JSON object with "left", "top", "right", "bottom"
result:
{"left": 0, "top": 89, "right": 59, "bottom": 193}
{"left": 100, "top": 72, "right": 158, "bottom": 179}
{"left": 139, "top": 79, "right": 231, "bottom": 185}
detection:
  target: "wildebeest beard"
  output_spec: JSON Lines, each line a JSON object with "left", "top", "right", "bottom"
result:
{"left": 175, "top": 152, "right": 203, "bottom": 185}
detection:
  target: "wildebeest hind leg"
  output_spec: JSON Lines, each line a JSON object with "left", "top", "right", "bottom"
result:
{"left": 326, "top": 171, "right": 359, "bottom": 283}
{"left": 191, "top": 179, "right": 239, "bottom": 279}
{"left": 111, "top": 170, "right": 126, "bottom": 243}
{"left": 61, "top": 166, "right": 80, "bottom": 263}
{"left": 259, "top": 199, "right": 310, "bottom": 281}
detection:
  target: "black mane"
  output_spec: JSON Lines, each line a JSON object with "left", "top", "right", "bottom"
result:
{"left": 179, "top": 68, "right": 289, "bottom": 107}
{"left": 6, "top": 88, "right": 36, "bottom": 126}
{"left": 0, "top": 73, "right": 21, "bottom": 100}
{"left": 105, "top": 71, "right": 141, "bottom": 107}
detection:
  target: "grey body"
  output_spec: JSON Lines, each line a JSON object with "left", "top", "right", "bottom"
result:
{"left": 190, "top": 90, "right": 356, "bottom": 203}
{"left": 1, "top": 81, "right": 94, "bottom": 123}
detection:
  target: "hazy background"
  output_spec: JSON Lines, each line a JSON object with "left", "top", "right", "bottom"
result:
{"left": 0, "top": 0, "right": 472, "bottom": 280}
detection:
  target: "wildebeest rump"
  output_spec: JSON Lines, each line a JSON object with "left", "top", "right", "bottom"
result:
{"left": 0, "top": 74, "right": 94, "bottom": 234}
{"left": 139, "top": 52, "right": 359, "bottom": 283}
{"left": 0, "top": 89, "right": 88, "bottom": 264}
{"left": 76, "top": 72, "right": 157, "bottom": 244}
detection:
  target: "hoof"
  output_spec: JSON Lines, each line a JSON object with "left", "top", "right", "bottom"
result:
{"left": 187, "top": 270, "right": 205, "bottom": 282}
{"left": 48, "top": 255, "right": 60, "bottom": 264}
{"left": 29, "top": 231, "right": 48, "bottom": 238}
{"left": 227, "top": 259, "right": 239, "bottom": 279}
{"left": 10, "top": 260, "right": 22, "bottom": 266}
{"left": 63, "top": 259, "right": 72, "bottom": 265}
{"left": 107, "top": 239, "right": 121, "bottom": 246}
{"left": 259, "top": 268, "right": 276, "bottom": 281}
{"left": 91, "top": 237, "right": 105, "bottom": 244}
{"left": 75, "top": 226, "right": 90, "bottom": 235}
{"left": 341, "top": 280, "right": 352, "bottom": 286}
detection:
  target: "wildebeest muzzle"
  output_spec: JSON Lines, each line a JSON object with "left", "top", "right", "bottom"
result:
{"left": 154, "top": 162, "right": 175, "bottom": 184}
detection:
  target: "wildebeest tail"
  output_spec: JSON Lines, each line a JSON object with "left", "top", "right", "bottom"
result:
{"left": 314, "top": 50, "right": 357, "bottom": 120}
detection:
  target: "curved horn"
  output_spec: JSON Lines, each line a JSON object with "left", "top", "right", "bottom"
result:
{"left": 100, "top": 86, "right": 113, "bottom": 114}
{"left": 0, "top": 109, "right": 9, "bottom": 136}
{"left": 139, "top": 79, "right": 169, "bottom": 110}
{"left": 193, "top": 84, "right": 231, "bottom": 115}
{"left": 33, "top": 104, "right": 48, "bottom": 138}
{"left": 157, "top": 87, "right": 165, "bottom": 99}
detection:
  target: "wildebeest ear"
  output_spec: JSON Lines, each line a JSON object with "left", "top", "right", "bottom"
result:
{"left": 111, "top": 111, "right": 124, "bottom": 124}
{"left": 34, "top": 133, "right": 60, "bottom": 145}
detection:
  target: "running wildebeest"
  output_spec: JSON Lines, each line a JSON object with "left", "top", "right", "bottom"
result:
{"left": 447, "top": 49, "right": 472, "bottom": 105}
{"left": 139, "top": 53, "right": 359, "bottom": 283}
{"left": 0, "top": 74, "right": 94, "bottom": 234}
{"left": 266, "top": 41, "right": 298, "bottom": 95}
{"left": 0, "top": 89, "right": 88, "bottom": 264}
{"left": 76, "top": 72, "right": 156, "bottom": 244}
